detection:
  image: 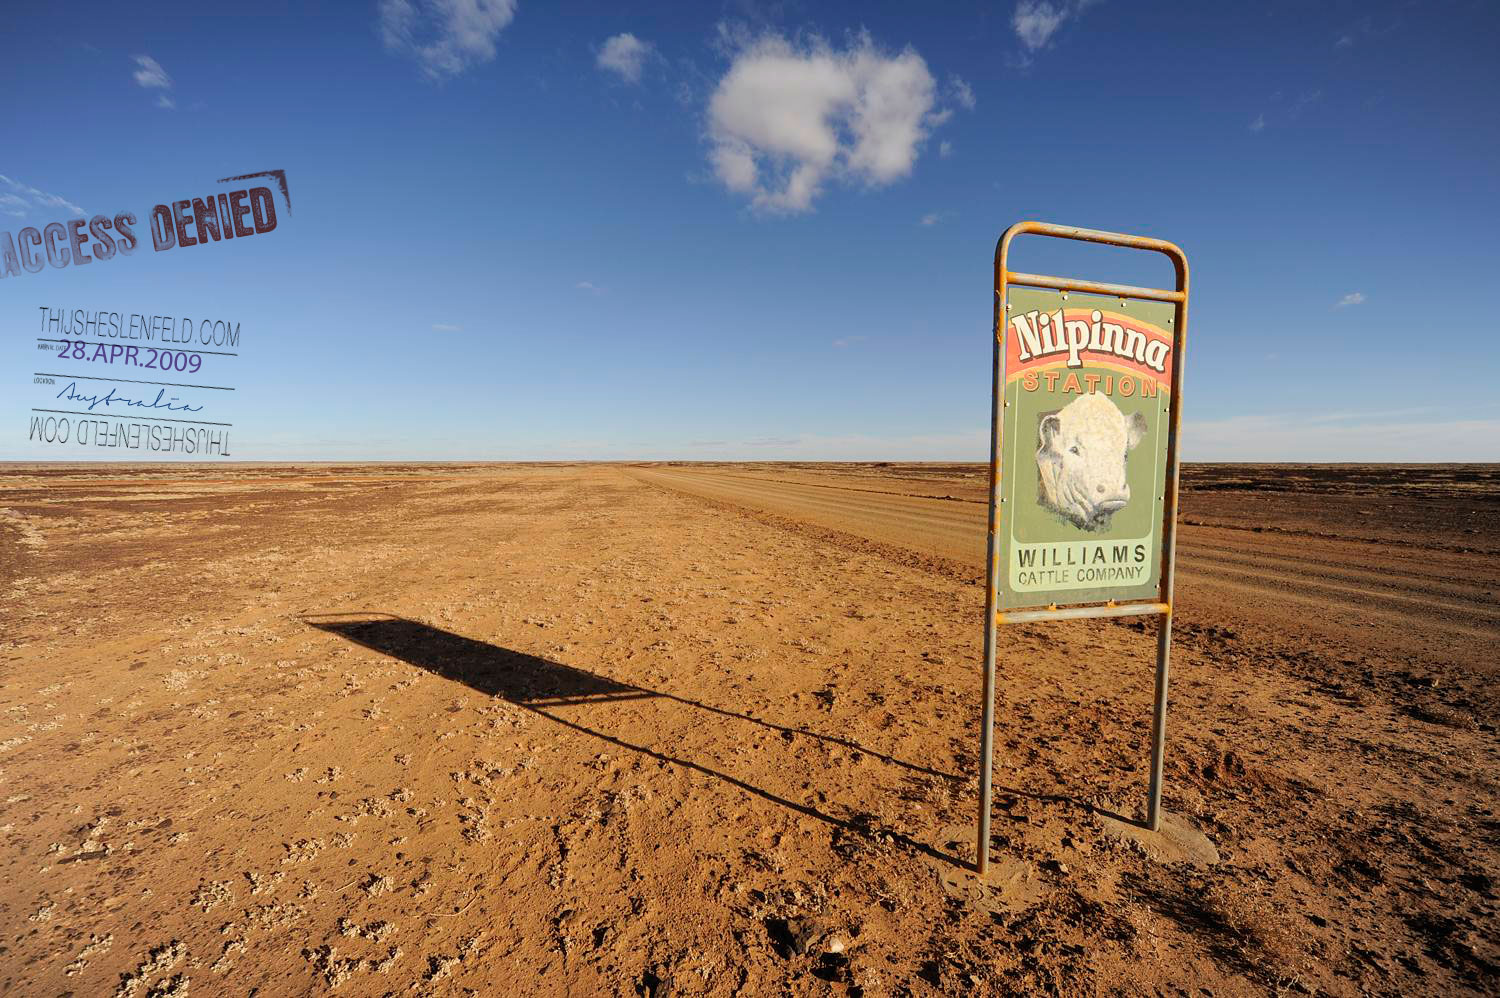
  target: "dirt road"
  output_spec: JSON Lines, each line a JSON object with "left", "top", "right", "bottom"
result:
{"left": 1, "top": 463, "right": 1495, "bottom": 996}
{"left": 630, "top": 464, "right": 1500, "bottom": 669}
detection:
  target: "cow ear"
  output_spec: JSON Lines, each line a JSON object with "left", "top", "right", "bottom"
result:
{"left": 1127, "top": 411, "right": 1148, "bottom": 449}
{"left": 1038, "top": 413, "right": 1061, "bottom": 447}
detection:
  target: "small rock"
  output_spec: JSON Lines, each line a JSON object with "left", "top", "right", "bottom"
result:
{"left": 639, "top": 967, "right": 672, "bottom": 998}
{"left": 769, "top": 916, "right": 825, "bottom": 958}
{"left": 788, "top": 917, "right": 822, "bottom": 956}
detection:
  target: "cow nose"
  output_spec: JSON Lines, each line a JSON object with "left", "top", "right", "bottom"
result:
{"left": 1096, "top": 484, "right": 1105, "bottom": 494}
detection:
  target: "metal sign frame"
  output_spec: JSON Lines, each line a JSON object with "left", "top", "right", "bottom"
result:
{"left": 977, "top": 221, "right": 1189, "bottom": 875}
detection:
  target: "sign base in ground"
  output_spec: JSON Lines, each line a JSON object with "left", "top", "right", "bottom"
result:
{"left": 1095, "top": 809, "right": 1220, "bottom": 867}
{"left": 929, "top": 824, "right": 1047, "bottom": 916}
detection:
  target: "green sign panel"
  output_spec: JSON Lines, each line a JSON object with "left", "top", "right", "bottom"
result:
{"left": 998, "top": 287, "right": 1174, "bottom": 609}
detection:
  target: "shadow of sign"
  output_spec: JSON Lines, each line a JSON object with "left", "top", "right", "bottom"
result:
{"left": 305, "top": 612, "right": 652, "bottom": 708}
{"left": 301, "top": 612, "right": 967, "bottom": 868}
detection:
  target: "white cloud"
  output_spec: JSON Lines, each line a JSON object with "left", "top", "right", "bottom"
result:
{"left": 707, "top": 32, "right": 959, "bottom": 214}
{"left": 1335, "top": 291, "right": 1366, "bottom": 307}
{"left": 949, "top": 76, "right": 976, "bottom": 110}
{"left": 1335, "top": 33, "right": 1354, "bottom": 49}
{"left": 1012, "top": 0, "right": 1098, "bottom": 55}
{"left": 1186, "top": 412, "right": 1500, "bottom": 462}
{"left": 832, "top": 335, "right": 866, "bottom": 347}
{"left": 711, "top": 429, "right": 989, "bottom": 461}
{"left": 132, "top": 54, "right": 177, "bottom": 108}
{"left": 576, "top": 280, "right": 604, "bottom": 294}
{"left": 1289, "top": 89, "right": 1322, "bottom": 118}
{"left": 939, "top": 140, "right": 953, "bottom": 158}
{"left": 379, "top": 0, "right": 518, "bottom": 79}
{"left": 431, "top": 323, "right": 463, "bottom": 332}
{"left": 597, "top": 33, "right": 652, "bottom": 84}
{"left": 131, "top": 54, "right": 172, "bottom": 89}
{"left": 919, "top": 212, "right": 942, "bottom": 226}
{"left": 1250, "top": 90, "right": 1320, "bottom": 133}
{"left": 1013, "top": 2, "right": 1066, "bottom": 50}
{"left": 0, "top": 175, "right": 84, "bottom": 218}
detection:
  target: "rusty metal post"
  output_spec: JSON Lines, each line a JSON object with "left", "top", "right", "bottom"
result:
{"left": 976, "top": 347, "right": 999, "bottom": 874}
{"left": 1146, "top": 251, "right": 1190, "bottom": 831}
{"left": 976, "top": 239, "right": 1009, "bottom": 876}
{"left": 1146, "top": 614, "right": 1172, "bottom": 830}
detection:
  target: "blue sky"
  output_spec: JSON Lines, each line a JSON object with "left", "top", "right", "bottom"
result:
{"left": 3, "top": 0, "right": 1497, "bottom": 461}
